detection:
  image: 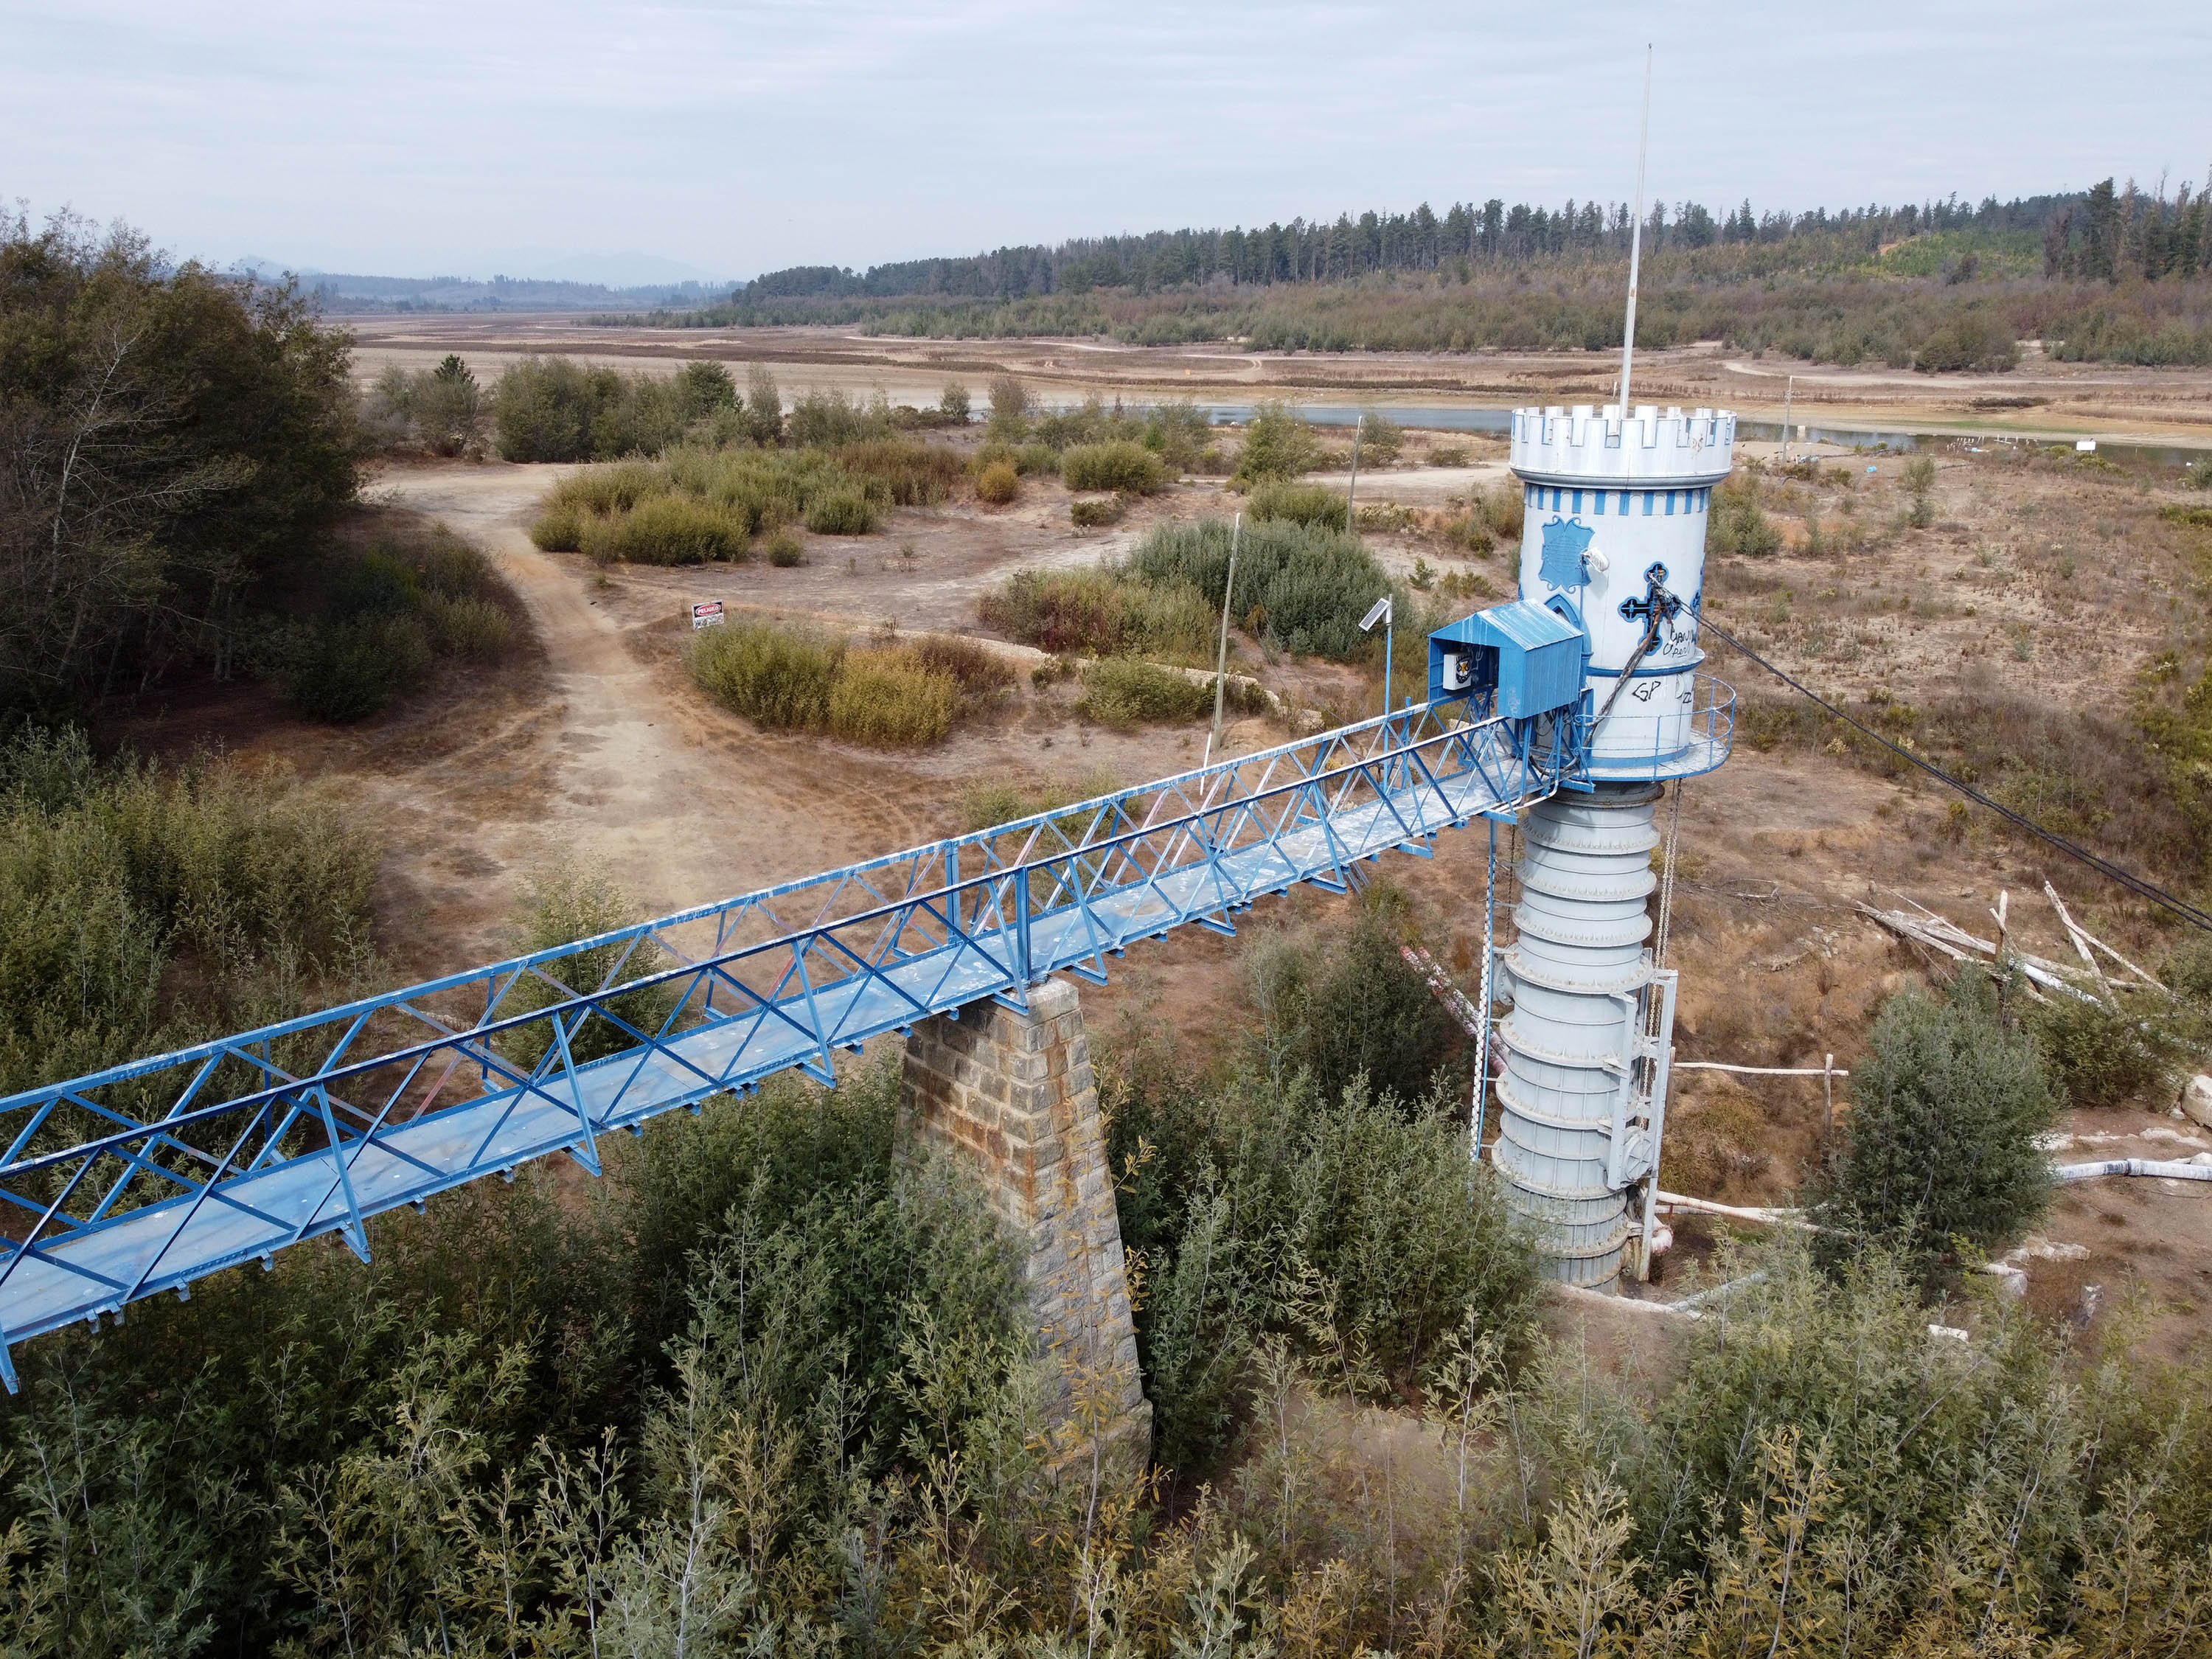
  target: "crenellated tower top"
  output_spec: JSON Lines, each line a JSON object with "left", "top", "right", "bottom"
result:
{"left": 1509, "top": 403, "right": 1736, "bottom": 486}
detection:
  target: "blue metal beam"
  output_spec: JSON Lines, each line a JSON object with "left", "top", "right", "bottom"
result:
{"left": 0, "top": 698, "right": 1572, "bottom": 1382}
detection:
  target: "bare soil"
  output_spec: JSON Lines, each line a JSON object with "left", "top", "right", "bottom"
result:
{"left": 343, "top": 315, "right": 2212, "bottom": 448}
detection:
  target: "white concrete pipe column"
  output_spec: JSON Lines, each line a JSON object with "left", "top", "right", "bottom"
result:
{"left": 1493, "top": 783, "right": 1662, "bottom": 1288}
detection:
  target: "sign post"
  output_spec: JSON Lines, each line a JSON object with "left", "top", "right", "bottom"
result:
{"left": 691, "top": 601, "right": 726, "bottom": 630}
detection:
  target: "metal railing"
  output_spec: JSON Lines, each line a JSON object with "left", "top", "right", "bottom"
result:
{"left": 0, "top": 698, "right": 1573, "bottom": 1385}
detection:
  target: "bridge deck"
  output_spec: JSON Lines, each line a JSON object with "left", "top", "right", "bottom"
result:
{"left": 0, "top": 700, "right": 1569, "bottom": 1384}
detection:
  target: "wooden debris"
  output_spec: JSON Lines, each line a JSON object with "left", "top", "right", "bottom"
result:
{"left": 1854, "top": 900, "right": 2092, "bottom": 1001}
{"left": 2044, "top": 881, "right": 2116, "bottom": 1005}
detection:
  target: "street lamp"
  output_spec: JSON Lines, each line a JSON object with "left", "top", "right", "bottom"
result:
{"left": 1360, "top": 594, "right": 1393, "bottom": 721}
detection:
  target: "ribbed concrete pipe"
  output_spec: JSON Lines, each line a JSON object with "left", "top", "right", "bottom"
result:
{"left": 1494, "top": 784, "right": 1661, "bottom": 1288}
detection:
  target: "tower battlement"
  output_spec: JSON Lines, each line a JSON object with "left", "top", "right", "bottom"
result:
{"left": 1510, "top": 404, "right": 1736, "bottom": 485}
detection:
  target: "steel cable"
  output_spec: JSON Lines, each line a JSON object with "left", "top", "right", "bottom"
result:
{"left": 1697, "top": 616, "right": 2212, "bottom": 933}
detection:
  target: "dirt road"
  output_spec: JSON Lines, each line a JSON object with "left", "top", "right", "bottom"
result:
{"left": 370, "top": 463, "right": 936, "bottom": 937}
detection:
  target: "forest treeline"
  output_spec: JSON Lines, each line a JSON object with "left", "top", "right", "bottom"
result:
{"left": 636, "top": 175, "right": 2212, "bottom": 366}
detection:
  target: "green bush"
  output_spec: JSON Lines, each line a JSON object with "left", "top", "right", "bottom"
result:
{"left": 1069, "top": 496, "right": 1125, "bottom": 529}
{"left": 939, "top": 381, "right": 971, "bottom": 422}
{"left": 1128, "top": 517, "right": 1400, "bottom": 661}
{"left": 0, "top": 726, "right": 379, "bottom": 1094}
{"left": 420, "top": 594, "right": 513, "bottom": 658}
{"left": 904, "top": 634, "right": 1017, "bottom": 704}
{"left": 499, "top": 856, "right": 680, "bottom": 1073}
{"left": 984, "top": 372, "right": 1031, "bottom": 439}
{"left": 1061, "top": 440, "right": 1169, "bottom": 495}
{"left": 276, "top": 613, "right": 429, "bottom": 721}
{"left": 688, "top": 619, "right": 844, "bottom": 729}
{"left": 978, "top": 567, "right": 1214, "bottom": 659}
{"left": 1476, "top": 479, "right": 1525, "bottom": 540}
{"left": 784, "top": 387, "right": 891, "bottom": 448}
{"left": 1239, "top": 883, "right": 1461, "bottom": 1108}
{"left": 1076, "top": 658, "right": 1211, "bottom": 728}
{"left": 2028, "top": 991, "right": 2183, "bottom": 1109}
{"left": 599, "top": 492, "right": 751, "bottom": 564}
{"left": 1436, "top": 512, "right": 1496, "bottom": 554}
{"left": 763, "top": 528, "right": 804, "bottom": 566}
{"left": 801, "top": 487, "right": 877, "bottom": 535}
{"left": 1245, "top": 479, "right": 1348, "bottom": 529}
{"left": 975, "top": 459, "right": 1020, "bottom": 504}
{"left": 1231, "top": 398, "right": 1323, "bottom": 484}
{"left": 1015, "top": 442, "right": 1060, "bottom": 477}
{"left": 493, "top": 355, "right": 603, "bottom": 462}
{"left": 1108, "top": 1040, "right": 1537, "bottom": 1475}
{"left": 528, "top": 504, "right": 584, "bottom": 552}
{"left": 1710, "top": 478, "right": 1783, "bottom": 554}
{"left": 827, "top": 647, "right": 959, "bottom": 746}
{"left": 1809, "top": 971, "right": 2057, "bottom": 1288}
{"left": 552, "top": 459, "right": 669, "bottom": 516}
{"left": 835, "top": 437, "right": 964, "bottom": 505}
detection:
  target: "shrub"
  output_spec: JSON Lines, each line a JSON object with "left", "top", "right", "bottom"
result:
{"left": 1915, "top": 306, "right": 2019, "bottom": 372}
{"left": 1436, "top": 512, "right": 1495, "bottom": 554}
{"left": 369, "top": 355, "right": 486, "bottom": 457}
{"left": 2028, "top": 992, "right": 2183, "bottom": 1109}
{"left": 763, "top": 529, "right": 804, "bottom": 566}
{"left": 1061, "top": 440, "right": 1169, "bottom": 495}
{"left": 1429, "top": 442, "right": 1470, "bottom": 466}
{"left": 1076, "top": 658, "right": 1211, "bottom": 728}
{"left": 827, "top": 647, "right": 958, "bottom": 746}
{"left": 984, "top": 372, "right": 1030, "bottom": 439}
{"left": 420, "top": 594, "right": 513, "bottom": 658}
{"left": 978, "top": 567, "right": 1214, "bottom": 659}
{"left": 1245, "top": 479, "right": 1347, "bottom": 529}
{"left": 493, "top": 355, "right": 604, "bottom": 462}
{"left": 600, "top": 493, "right": 751, "bottom": 564}
{"left": 1476, "top": 479, "right": 1526, "bottom": 540}
{"left": 279, "top": 613, "right": 435, "bottom": 722}
{"left": 500, "top": 856, "right": 679, "bottom": 1072}
{"left": 802, "top": 488, "right": 877, "bottom": 535}
{"left": 2168, "top": 934, "right": 2212, "bottom": 1003}
{"left": 528, "top": 504, "right": 584, "bottom": 552}
{"left": 1710, "top": 479, "right": 1783, "bottom": 554}
{"left": 1352, "top": 407, "right": 1402, "bottom": 462}
{"left": 1128, "top": 517, "right": 1399, "bottom": 661}
{"left": 1809, "top": 971, "right": 2057, "bottom": 1288}
{"left": 939, "top": 381, "right": 971, "bottom": 423}
{"left": 975, "top": 460, "right": 1020, "bottom": 505}
{"left": 1070, "top": 496, "right": 1125, "bottom": 529}
{"left": 1239, "top": 882, "right": 1461, "bottom": 1107}
{"left": 1108, "top": 1042, "right": 1536, "bottom": 1475}
{"left": 1231, "top": 398, "right": 1322, "bottom": 483}
{"left": 835, "top": 437, "right": 964, "bottom": 506}
{"left": 1015, "top": 442, "right": 1060, "bottom": 477}
{"left": 904, "top": 635, "right": 1016, "bottom": 706}
{"left": 785, "top": 387, "right": 888, "bottom": 449}
{"left": 688, "top": 619, "right": 844, "bottom": 729}
{"left": 552, "top": 459, "right": 669, "bottom": 516}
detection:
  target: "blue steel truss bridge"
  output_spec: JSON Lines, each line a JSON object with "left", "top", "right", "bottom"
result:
{"left": 0, "top": 698, "right": 1588, "bottom": 1388}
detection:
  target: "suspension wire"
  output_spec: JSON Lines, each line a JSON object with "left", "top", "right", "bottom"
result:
{"left": 1697, "top": 616, "right": 2212, "bottom": 933}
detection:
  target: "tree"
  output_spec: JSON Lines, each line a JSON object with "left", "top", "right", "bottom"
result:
{"left": 1809, "top": 972, "right": 2056, "bottom": 1289}
{"left": 743, "top": 364, "right": 782, "bottom": 445}
{"left": 985, "top": 373, "right": 1031, "bottom": 441}
{"left": 1231, "top": 400, "right": 1321, "bottom": 485}
{"left": 939, "top": 381, "right": 971, "bottom": 424}
{"left": 0, "top": 209, "right": 357, "bottom": 714}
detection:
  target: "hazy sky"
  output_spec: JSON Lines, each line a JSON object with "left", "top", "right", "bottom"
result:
{"left": 8, "top": 1, "right": 2209, "bottom": 284}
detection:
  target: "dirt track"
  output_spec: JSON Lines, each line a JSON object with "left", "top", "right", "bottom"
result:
{"left": 364, "top": 465, "right": 942, "bottom": 939}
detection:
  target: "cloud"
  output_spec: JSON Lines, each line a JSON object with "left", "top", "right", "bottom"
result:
{"left": 6, "top": 0, "right": 2207, "bottom": 278}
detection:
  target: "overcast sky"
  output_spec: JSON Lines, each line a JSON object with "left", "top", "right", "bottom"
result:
{"left": 7, "top": 1, "right": 2209, "bottom": 285}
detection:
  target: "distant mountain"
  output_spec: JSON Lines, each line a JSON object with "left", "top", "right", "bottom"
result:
{"left": 229, "top": 257, "right": 742, "bottom": 313}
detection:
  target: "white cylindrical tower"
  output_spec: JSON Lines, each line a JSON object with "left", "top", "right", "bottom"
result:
{"left": 1493, "top": 403, "right": 1734, "bottom": 1287}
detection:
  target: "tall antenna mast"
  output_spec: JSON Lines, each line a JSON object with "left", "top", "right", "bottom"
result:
{"left": 1618, "top": 45, "right": 1654, "bottom": 416}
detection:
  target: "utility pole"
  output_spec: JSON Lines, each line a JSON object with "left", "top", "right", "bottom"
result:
{"left": 1618, "top": 45, "right": 1654, "bottom": 416}
{"left": 1346, "top": 412, "right": 1364, "bottom": 535}
{"left": 1204, "top": 514, "right": 1242, "bottom": 766}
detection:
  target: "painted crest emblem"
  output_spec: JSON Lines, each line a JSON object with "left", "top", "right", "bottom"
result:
{"left": 1537, "top": 515, "right": 1594, "bottom": 591}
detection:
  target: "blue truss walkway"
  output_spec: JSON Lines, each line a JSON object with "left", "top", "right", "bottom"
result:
{"left": 0, "top": 698, "right": 1572, "bottom": 1387}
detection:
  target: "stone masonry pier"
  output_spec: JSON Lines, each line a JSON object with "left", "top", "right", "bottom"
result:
{"left": 900, "top": 978, "right": 1148, "bottom": 1445}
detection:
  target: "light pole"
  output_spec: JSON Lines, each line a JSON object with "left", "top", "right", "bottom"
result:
{"left": 1204, "top": 514, "right": 1242, "bottom": 766}
{"left": 1360, "top": 594, "right": 1394, "bottom": 721}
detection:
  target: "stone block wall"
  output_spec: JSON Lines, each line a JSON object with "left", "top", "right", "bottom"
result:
{"left": 900, "top": 978, "right": 1148, "bottom": 1443}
